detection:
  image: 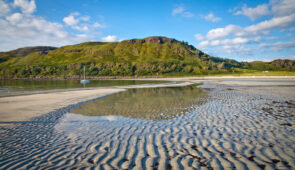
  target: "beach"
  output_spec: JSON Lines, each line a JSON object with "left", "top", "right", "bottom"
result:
{"left": 0, "top": 88, "right": 125, "bottom": 123}
{"left": 0, "top": 81, "right": 194, "bottom": 123}
{"left": 0, "top": 77, "right": 294, "bottom": 169}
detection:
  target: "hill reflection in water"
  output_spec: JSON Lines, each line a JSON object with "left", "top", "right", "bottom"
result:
{"left": 71, "top": 85, "right": 206, "bottom": 120}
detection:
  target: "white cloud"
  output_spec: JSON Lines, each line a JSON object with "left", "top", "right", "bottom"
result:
{"left": 62, "top": 12, "right": 104, "bottom": 33}
{"left": 101, "top": 35, "right": 118, "bottom": 42}
{"left": 196, "top": 0, "right": 295, "bottom": 59}
{"left": 245, "top": 13, "right": 295, "bottom": 34}
{"left": 63, "top": 13, "right": 80, "bottom": 26}
{"left": 0, "top": 1, "right": 10, "bottom": 16}
{"left": 13, "top": 0, "right": 36, "bottom": 14}
{"left": 231, "top": 37, "right": 250, "bottom": 44}
{"left": 272, "top": 0, "right": 295, "bottom": 17}
{"left": 205, "top": 25, "right": 242, "bottom": 40}
{"left": 0, "top": 16, "right": 94, "bottom": 51}
{"left": 210, "top": 40, "right": 220, "bottom": 46}
{"left": 6, "top": 13, "right": 22, "bottom": 23}
{"left": 198, "top": 40, "right": 209, "bottom": 48}
{"left": 233, "top": 0, "right": 295, "bottom": 20}
{"left": 0, "top": 0, "right": 96, "bottom": 51}
{"left": 172, "top": 6, "right": 195, "bottom": 18}
{"left": 259, "top": 39, "right": 295, "bottom": 51}
{"left": 198, "top": 37, "right": 254, "bottom": 48}
{"left": 234, "top": 4, "right": 270, "bottom": 21}
{"left": 201, "top": 44, "right": 254, "bottom": 58}
{"left": 203, "top": 13, "right": 221, "bottom": 22}
{"left": 196, "top": 1, "right": 295, "bottom": 55}
{"left": 220, "top": 44, "right": 253, "bottom": 57}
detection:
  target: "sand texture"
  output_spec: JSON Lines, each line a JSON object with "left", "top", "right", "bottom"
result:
{"left": 0, "top": 79, "right": 294, "bottom": 169}
{"left": 0, "top": 88, "right": 125, "bottom": 123}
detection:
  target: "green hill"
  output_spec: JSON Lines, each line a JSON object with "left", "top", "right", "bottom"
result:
{"left": 0, "top": 36, "right": 294, "bottom": 78}
{"left": 242, "top": 60, "right": 295, "bottom": 71}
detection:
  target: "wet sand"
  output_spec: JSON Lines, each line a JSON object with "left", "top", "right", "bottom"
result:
{"left": 0, "top": 78, "right": 295, "bottom": 169}
{"left": 0, "top": 88, "right": 125, "bottom": 123}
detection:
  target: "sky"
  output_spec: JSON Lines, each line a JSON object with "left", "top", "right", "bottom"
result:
{"left": 0, "top": 0, "right": 295, "bottom": 62}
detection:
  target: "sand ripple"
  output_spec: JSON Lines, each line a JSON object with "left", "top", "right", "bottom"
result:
{"left": 1, "top": 82, "right": 295, "bottom": 169}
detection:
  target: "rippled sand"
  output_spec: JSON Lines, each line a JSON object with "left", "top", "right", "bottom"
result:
{"left": 0, "top": 80, "right": 295, "bottom": 169}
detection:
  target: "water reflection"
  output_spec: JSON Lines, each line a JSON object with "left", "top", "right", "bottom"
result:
{"left": 71, "top": 85, "right": 206, "bottom": 120}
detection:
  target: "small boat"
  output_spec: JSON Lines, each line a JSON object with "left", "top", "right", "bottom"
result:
{"left": 80, "top": 66, "right": 90, "bottom": 84}
{"left": 80, "top": 79, "right": 90, "bottom": 84}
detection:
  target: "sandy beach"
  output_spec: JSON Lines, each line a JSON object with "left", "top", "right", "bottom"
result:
{"left": 0, "top": 88, "right": 125, "bottom": 123}
{"left": 0, "top": 77, "right": 294, "bottom": 169}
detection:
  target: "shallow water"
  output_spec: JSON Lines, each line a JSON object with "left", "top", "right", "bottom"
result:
{"left": 0, "top": 80, "right": 165, "bottom": 97}
{"left": 71, "top": 85, "right": 206, "bottom": 120}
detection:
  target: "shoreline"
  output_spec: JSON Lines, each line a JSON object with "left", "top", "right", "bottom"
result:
{"left": 1, "top": 77, "right": 294, "bottom": 123}
{"left": 0, "top": 81, "right": 195, "bottom": 123}
{"left": 0, "top": 88, "right": 125, "bottom": 123}
{"left": 1, "top": 75, "right": 295, "bottom": 81}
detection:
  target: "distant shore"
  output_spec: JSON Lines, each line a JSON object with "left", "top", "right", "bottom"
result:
{"left": 1, "top": 75, "right": 295, "bottom": 81}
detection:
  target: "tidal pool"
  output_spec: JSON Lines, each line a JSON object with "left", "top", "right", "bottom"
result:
{"left": 71, "top": 85, "right": 206, "bottom": 120}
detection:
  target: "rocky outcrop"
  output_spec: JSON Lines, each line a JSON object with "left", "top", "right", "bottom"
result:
{"left": 5, "top": 46, "right": 57, "bottom": 57}
{"left": 270, "top": 59, "right": 295, "bottom": 68}
{"left": 0, "top": 46, "right": 57, "bottom": 63}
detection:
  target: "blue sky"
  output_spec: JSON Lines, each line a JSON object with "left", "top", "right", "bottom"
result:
{"left": 0, "top": 0, "right": 294, "bottom": 61}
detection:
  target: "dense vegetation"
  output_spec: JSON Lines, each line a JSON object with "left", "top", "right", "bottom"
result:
{"left": 0, "top": 36, "right": 294, "bottom": 78}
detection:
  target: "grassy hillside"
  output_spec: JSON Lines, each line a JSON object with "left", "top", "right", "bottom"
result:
{"left": 242, "top": 60, "right": 295, "bottom": 72}
{"left": 0, "top": 36, "right": 294, "bottom": 78}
